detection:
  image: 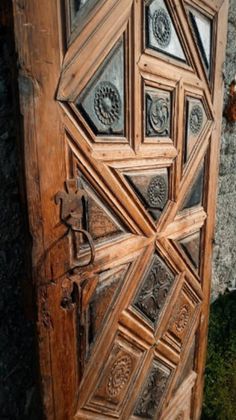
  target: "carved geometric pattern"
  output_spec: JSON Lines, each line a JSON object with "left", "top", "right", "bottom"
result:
{"left": 183, "top": 99, "right": 206, "bottom": 164}
{"left": 147, "top": 175, "right": 168, "bottom": 208}
{"left": 146, "top": 88, "right": 171, "bottom": 137}
{"left": 84, "top": 333, "right": 145, "bottom": 417}
{"left": 76, "top": 38, "right": 124, "bottom": 136}
{"left": 134, "top": 360, "right": 172, "bottom": 419}
{"left": 152, "top": 8, "right": 172, "bottom": 48}
{"left": 94, "top": 81, "right": 121, "bottom": 126}
{"left": 133, "top": 254, "right": 175, "bottom": 328}
{"left": 146, "top": 0, "right": 186, "bottom": 62}
{"left": 189, "top": 105, "right": 203, "bottom": 135}
{"left": 106, "top": 354, "right": 133, "bottom": 397}
{"left": 161, "top": 282, "right": 200, "bottom": 354}
{"left": 181, "top": 163, "right": 204, "bottom": 211}
{"left": 188, "top": 7, "right": 212, "bottom": 78}
{"left": 125, "top": 169, "right": 169, "bottom": 221}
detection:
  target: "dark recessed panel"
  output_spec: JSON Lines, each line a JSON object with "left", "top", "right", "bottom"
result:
{"left": 183, "top": 99, "right": 206, "bottom": 164}
{"left": 145, "top": 0, "right": 186, "bottom": 62}
{"left": 80, "top": 177, "right": 126, "bottom": 243}
{"left": 125, "top": 169, "right": 169, "bottom": 221}
{"left": 181, "top": 165, "right": 204, "bottom": 210}
{"left": 133, "top": 360, "right": 172, "bottom": 419}
{"left": 145, "top": 88, "right": 171, "bottom": 138}
{"left": 68, "top": 0, "right": 101, "bottom": 33}
{"left": 188, "top": 8, "right": 213, "bottom": 78}
{"left": 161, "top": 282, "right": 200, "bottom": 354}
{"left": 178, "top": 231, "right": 201, "bottom": 270}
{"left": 84, "top": 332, "right": 145, "bottom": 417}
{"left": 133, "top": 253, "right": 175, "bottom": 328}
{"left": 174, "top": 335, "right": 196, "bottom": 392}
{"left": 78, "top": 264, "right": 130, "bottom": 367}
{"left": 76, "top": 38, "right": 125, "bottom": 136}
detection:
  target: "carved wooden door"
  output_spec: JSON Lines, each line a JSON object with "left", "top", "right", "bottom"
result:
{"left": 13, "top": 0, "right": 228, "bottom": 419}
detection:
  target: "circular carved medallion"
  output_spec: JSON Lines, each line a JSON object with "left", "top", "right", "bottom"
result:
{"left": 94, "top": 82, "right": 121, "bottom": 126}
{"left": 147, "top": 176, "right": 168, "bottom": 208}
{"left": 152, "top": 8, "right": 171, "bottom": 48}
{"left": 149, "top": 97, "right": 170, "bottom": 135}
{"left": 106, "top": 354, "right": 133, "bottom": 397}
{"left": 189, "top": 105, "right": 203, "bottom": 135}
{"left": 175, "top": 304, "right": 190, "bottom": 333}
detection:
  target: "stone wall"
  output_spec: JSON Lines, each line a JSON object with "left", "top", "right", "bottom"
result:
{"left": 212, "top": 0, "right": 236, "bottom": 300}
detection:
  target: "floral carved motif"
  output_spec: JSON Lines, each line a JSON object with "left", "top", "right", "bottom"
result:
{"left": 134, "top": 255, "right": 174, "bottom": 326}
{"left": 147, "top": 175, "right": 168, "bottom": 209}
{"left": 106, "top": 354, "right": 133, "bottom": 397}
{"left": 94, "top": 81, "right": 121, "bottom": 126}
{"left": 134, "top": 363, "right": 171, "bottom": 418}
{"left": 189, "top": 104, "right": 203, "bottom": 135}
{"left": 174, "top": 304, "right": 191, "bottom": 333}
{"left": 152, "top": 8, "right": 172, "bottom": 48}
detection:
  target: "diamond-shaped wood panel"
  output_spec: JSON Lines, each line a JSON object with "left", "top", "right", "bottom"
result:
{"left": 83, "top": 331, "right": 146, "bottom": 417}
{"left": 181, "top": 163, "right": 204, "bottom": 211}
{"left": 161, "top": 281, "right": 201, "bottom": 354}
{"left": 133, "top": 253, "right": 175, "bottom": 328}
{"left": 133, "top": 358, "right": 173, "bottom": 419}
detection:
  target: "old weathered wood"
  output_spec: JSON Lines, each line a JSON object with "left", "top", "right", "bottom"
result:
{"left": 12, "top": 0, "right": 228, "bottom": 419}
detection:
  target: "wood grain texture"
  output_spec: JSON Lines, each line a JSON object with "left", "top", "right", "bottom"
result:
{"left": 12, "top": 0, "right": 228, "bottom": 418}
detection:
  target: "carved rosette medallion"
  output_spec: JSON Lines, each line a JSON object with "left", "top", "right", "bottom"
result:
{"left": 174, "top": 304, "right": 190, "bottom": 333}
{"left": 134, "top": 255, "right": 174, "bottom": 327}
{"left": 106, "top": 354, "right": 133, "bottom": 397}
{"left": 189, "top": 105, "right": 203, "bottom": 135}
{"left": 149, "top": 96, "right": 170, "bottom": 135}
{"left": 94, "top": 81, "right": 121, "bottom": 126}
{"left": 134, "top": 363, "right": 171, "bottom": 418}
{"left": 152, "top": 8, "right": 172, "bottom": 48}
{"left": 147, "top": 175, "right": 168, "bottom": 209}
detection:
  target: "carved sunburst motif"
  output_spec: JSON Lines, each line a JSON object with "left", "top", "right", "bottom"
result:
{"left": 147, "top": 175, "right": 168, "bottom": 209}
{"left": 152, "top": 8, "right": 172, "bottom": 48}
{"left": 94, "top": 81, "right": 121, "bottom": 126}
{"left": 106, "top": 354, "right": 133, "bottom": 397}
{"left": 189, "top": 104, "right": 203, "bottom": 135}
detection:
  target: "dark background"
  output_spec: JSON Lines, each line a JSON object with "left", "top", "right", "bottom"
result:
{"left": 0, "top": 2, "right": 37, "bottom": 419}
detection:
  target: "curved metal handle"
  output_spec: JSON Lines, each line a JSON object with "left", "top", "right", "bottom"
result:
{"left": 55, "top": 179, "right": 95, "bottom": 270}
{"left": 70, "top": 226, "right": 95, "bottom": 269}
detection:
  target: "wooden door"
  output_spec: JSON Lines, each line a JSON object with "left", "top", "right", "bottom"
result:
{"left": 13, "top": 0, "right": 228, "bottom": 419}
